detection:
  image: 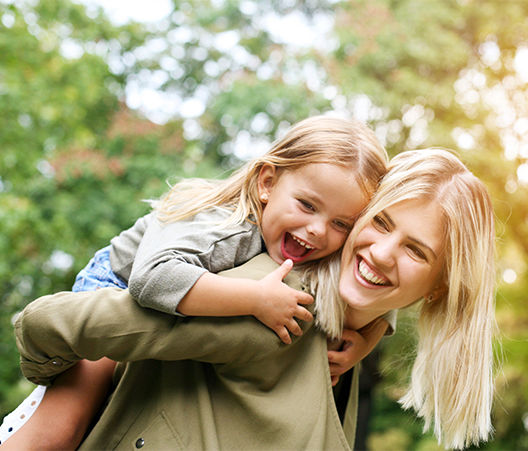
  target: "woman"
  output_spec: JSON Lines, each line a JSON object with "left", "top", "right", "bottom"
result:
{"left": 11, "top": 148, "right": 496, "bottom": 450}
{"left": 309, "top": 148, "right": 495, "bottom": 448}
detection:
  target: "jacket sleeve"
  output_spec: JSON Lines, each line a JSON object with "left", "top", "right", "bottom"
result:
{"left": 15, "top": 256, "right": 307, "bottom": 386}
{"left": 15, "top": 288, "right": 292, "bottom": 386}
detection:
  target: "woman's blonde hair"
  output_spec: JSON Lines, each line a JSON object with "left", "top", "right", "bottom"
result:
{"left": 310, "top": 148, "right": 496, "bottom": 449}
{"left": 152, "top": 115, "right": 388, "bottom": 226}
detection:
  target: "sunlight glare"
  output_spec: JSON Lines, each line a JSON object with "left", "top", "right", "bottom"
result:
{"left": 514, "top": 47, "right": 528, "bottom": 83}
{"left": 517, "top": 163, "right": 528, "bottom": 185}
{"left": 77, "top": 0, "right": 172, "bottom": 25}
{"left": 502, "top": 268, "right": 517, "bottom": 284}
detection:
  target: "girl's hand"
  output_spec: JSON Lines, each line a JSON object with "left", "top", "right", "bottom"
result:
{"left": 327, "top": 318, "right": 388, "bottom": 386}
{"left": 254, "top": 259, "right": 314, "bottom": 344}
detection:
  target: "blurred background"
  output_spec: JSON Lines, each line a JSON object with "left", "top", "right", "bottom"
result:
{"left": 1, "top": 0, "right": 527, "bottom": 449}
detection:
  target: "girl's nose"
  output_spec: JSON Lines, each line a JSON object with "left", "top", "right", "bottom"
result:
{"left": 306, "top": 217, "right": 327, "bottom": 238}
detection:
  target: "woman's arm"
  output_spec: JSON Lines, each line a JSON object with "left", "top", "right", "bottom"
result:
{"left": 16, "top": 256, "right": 310, "bottom": 386}
{"left": 2, "top": 359, "right": 115, "bottom": 450}
{"left": 16, "top": 287, "right": 311, "bottom": 385}
{"left": 327, "top": 318, "right": 389, "bottom": 386}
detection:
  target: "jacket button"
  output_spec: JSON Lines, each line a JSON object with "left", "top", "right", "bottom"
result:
{"left": 51, "top": 360, "right": 62, "bottom": 366}
{"left": 135, "top": 438, "right": 145, "bottom": 448}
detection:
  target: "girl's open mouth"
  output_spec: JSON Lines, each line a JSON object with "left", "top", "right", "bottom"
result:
{"left": 281, "top": 232, "right": 316, "bottom": 263}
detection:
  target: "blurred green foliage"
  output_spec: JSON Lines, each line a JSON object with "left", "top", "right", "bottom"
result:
{"left": 1, "top": 0, "right": 527, "bottom": 449}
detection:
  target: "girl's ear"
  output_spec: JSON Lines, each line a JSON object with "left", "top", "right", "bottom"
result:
{"left": 257, "top": 164, "right": 277, "bottom": 204}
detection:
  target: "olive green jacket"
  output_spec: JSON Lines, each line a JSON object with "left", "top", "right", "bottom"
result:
{"left": 15, "top": 254, "right": 358, "bottom": 450}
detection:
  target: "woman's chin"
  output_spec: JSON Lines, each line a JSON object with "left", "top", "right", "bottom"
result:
{"left": 340, "top": 279, "right": 381, "bottom": 313}
{"left": 339, "top": 279, "right": 364, "bottom": 310}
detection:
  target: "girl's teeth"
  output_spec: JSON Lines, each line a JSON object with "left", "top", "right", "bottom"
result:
{"left": 359, "top": 259, "right": 387, "bottom": 285}
{"left": 292, "top": 236, "right": 313, "bottom": 249}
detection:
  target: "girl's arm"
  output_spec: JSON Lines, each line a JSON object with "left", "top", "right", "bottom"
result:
{"left": 2, "top": 359, "right": 115, "bottom": 450}
{"left": 178, "top": 259, "right": 313, "bottom": 344}
{"left": 127, "top": 209, "right": 265, "bottom": 316}
{"left": 123, "top": 211, "right": 312, "bottom": 344}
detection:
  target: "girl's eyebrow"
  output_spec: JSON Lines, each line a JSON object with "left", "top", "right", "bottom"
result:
{"left": 382, "top": 211, "right": 438, "bottom": 260}
{"left": 298, "top": 189, "right": 356, "bottom": 223}
{"left": 293, "top": 186, "right": 325, "bottom": 206}
{"left": 297, "top": 186, "right": 321, "bottom": 199}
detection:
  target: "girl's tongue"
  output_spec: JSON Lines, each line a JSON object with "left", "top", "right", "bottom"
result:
{"left": 281, "top": 233, "right": 315, "bottom": 262}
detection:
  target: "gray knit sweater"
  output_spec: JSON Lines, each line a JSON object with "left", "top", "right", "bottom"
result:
{"left": 109, "top": 207, "right": 263, "bottom": 314}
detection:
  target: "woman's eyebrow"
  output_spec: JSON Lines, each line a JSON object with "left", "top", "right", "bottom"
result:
{"left": 383, "top": 211, "right": 438, "bottom": 260}
{"left": 381, "top": 211, "right": 395, "bottom": 228}
{"left": 409, "top": 237, "right": 438, "bottom": 260}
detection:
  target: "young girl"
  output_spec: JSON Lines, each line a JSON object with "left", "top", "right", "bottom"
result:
{"left": 1, "top": 115, "right": 393, "bottom": 446}
{"left": 70, "top": 114, "right": 390, "bottom": 340}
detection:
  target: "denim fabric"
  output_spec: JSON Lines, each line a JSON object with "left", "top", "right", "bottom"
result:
{"left": 72, "top": 245, "right": 128, "bottom": 292}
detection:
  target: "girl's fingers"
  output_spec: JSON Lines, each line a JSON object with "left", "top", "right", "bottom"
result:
{"left": 276, "top": 326, "right": 292, "bottom": 345}
{"left": 287, "top": 320, "right": 303, "bottom": 337}
{"left": 295, "top": 306, "right": 313, "bottom": 322}
{"left": 274, "top": 259, "right": 294, "bottom": 280}
{"left": 296, "top": 292, "right": 314, "bottom": 305}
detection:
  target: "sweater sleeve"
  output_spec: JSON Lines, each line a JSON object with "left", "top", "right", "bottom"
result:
{"left": 109, "top": 213, "right": 151, "bottom": 283}
{"left": 128, "top": 207, "right": 263, "bottom": 315}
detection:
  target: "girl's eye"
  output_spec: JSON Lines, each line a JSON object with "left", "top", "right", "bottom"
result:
{"left": 298, "top": 199, "right": 315, "bottom": 211}
{"left": 373, "top": 215, "right": 388, "bottom": 231}
{"left": 333, "top": 220, "right": 352, "bottom": 232}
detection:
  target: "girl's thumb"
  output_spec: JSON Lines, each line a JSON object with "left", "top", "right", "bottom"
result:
{"left": 277, "top": 259, "right": 294, "bottom": 279}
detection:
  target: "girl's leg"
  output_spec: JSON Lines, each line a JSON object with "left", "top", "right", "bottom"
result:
{"left": 0, "top": 246, "right": 127, "bottom": 447}
{"left": 71, "top": 245, "right": 128, "bottom": 293}
{"left": 1, "top": 359, "right": 116, "bottom": 451}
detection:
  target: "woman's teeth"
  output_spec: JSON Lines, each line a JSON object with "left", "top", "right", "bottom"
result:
{"left": 358, "top": 259, "right": 388, "bottom": 286}
{"left": 292, "top": 236, "right": 314, "bottom": 249}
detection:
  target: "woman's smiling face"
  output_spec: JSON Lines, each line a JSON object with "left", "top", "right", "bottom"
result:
{"left": 339, "top": 198, "right": 446, "bottom": 317}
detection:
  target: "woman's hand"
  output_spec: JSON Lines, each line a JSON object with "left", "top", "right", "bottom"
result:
{"left": 327, "top": 318, "right": 388, "bottom": 386}
{"left": 254, "top": 259, "right": 314, "bottom": 344}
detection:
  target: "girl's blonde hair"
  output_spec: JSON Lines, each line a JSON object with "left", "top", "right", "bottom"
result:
{"left": 152, "top": 115, "right": 388, "bottom": 226}
{"left": 310, "top": 148, "right": 496, "bottom": 449}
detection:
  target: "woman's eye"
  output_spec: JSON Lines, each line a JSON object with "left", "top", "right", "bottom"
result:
{"left": 299, "top": 199, "right": 315, "bottom": 211}
{"left": 373, "top": 215, "right": 388, "bottom": 231}
{"left": 408, "top": 245, "right": 427, "bottom": 261}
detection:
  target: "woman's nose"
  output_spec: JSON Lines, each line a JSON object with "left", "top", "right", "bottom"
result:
{"left": 370, "top": 236, "right": 396, "bottom": 267}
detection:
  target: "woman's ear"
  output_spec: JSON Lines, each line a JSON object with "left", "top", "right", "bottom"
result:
{"left": 257, "top": 164, "right": 276, "bottom": 204}
{"left": 425, "top": 283, "right": 448, "bottom": 303}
